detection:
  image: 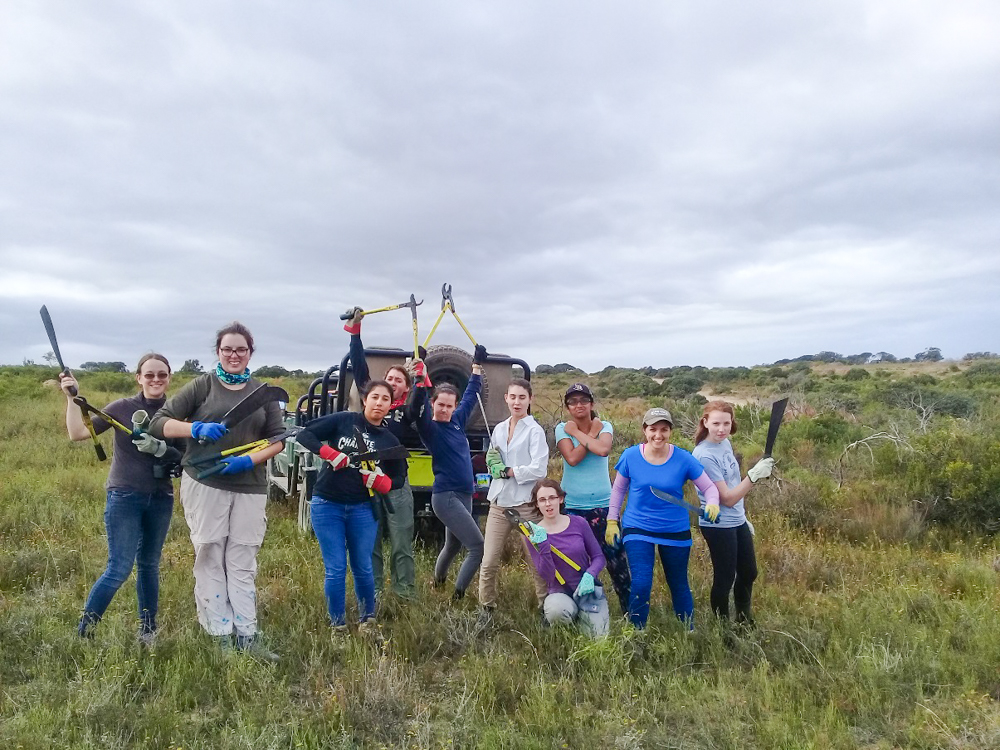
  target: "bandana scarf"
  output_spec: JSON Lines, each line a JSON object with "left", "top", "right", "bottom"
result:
{"left": 216, "top": 363, "right": 251, "bottom": 385}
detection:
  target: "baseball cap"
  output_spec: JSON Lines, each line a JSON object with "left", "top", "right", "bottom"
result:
{"left": 642, "top": 407, "right": 673, "bottom": 427}
{"left": 564, "top": 383, "right": 594, "bottom": 403}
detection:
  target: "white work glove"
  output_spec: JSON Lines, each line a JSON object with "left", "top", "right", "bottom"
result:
{"left": 748, "top": 457, "right": 775, "bottom": 483}
{"left": 132, "top": 433, "right": 168, "bottom": 458}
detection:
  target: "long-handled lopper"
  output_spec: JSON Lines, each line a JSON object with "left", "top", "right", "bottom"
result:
{"left": 339, "top": 295, "right": 423, "bottom": 355}
{"left": 349, "top": 425, "right": 412, "bottom": 513}
{"left": 193, "top": 427, "right": 300, "bottom": 479}
{"left": 422, "top": 283, "right": 478, "bottom": 348}
{"left": 40, "top": 305, "right": 105, "bottom": 461}
{"left": 502, "top": 508, "right": 582, "bottom": 586}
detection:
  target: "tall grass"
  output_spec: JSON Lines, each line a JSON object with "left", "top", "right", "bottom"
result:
{"left": 1, "top": 370, "right": 999, "bottom": 748}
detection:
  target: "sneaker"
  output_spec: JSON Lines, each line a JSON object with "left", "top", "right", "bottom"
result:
{"left": 215, "top": 634, "right": 235, "bottom": 653}
{"left": 358, "top": 619, "right": 381, "bottom": 641}
{"left": 137, "top": 629, "right": 157, "bottom": 648}
{"left": 77, "top": 612, "right": 99, "bottom": 639}
{"left": 451, "top": 588, "right": 466, "bottom": 602}
{"left": 235, "top": 633, "right": 279, "bottom": 663}
{"left": 476, "top": 605, "right": 496, "bottom": 629}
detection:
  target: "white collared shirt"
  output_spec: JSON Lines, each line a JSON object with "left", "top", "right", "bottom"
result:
{"left": 487, "top": 415, "right": 549, "bottom": 507}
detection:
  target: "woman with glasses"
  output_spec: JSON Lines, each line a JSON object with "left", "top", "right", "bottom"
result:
{"left": 555, "top": 383, "right": 630, "bottom": 612}
{"left": 149, "top": 322, "right": 285, "bottom": 661}
{"left": 59, "top": 353, "right": 180, "bottom": 644}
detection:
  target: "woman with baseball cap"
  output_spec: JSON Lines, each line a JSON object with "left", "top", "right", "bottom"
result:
{"left": 554, "top": 383, "right": 630, "bottom": 612}
{"left": 607, "top": 407, "right": 721, "bottom": 628}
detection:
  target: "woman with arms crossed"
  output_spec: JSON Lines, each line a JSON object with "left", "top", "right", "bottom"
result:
{"left": 606, "top": 407, "right": 721, "bottom": 629}
{"left": 692, "top": 401, "right": 774, "bottom": 625}
{"left": 520, "top": 479, "right": 609, "bottom": 637}
{"left": 148, "top": 322, "right": 285, "bottom": 660}
{"left": 409, "top": 347, "right": 488, "bottom": 600}
{"left": 555, "top": 383, "right": 630, "bottom": 612}
{"left": 480, "top": 379, "right": 549, "bottom": 615}
{"left": 296, "top": 380, "right": 408, "bottom": 633}
{"left": 60, "top": 354, "right": 179, "bottom": 643}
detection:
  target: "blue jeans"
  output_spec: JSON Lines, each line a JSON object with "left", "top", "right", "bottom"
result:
{"left": 624, "top": 539, "right": 693, "bottom": 629}
{"left": 81, "top": 488, "right": 174, "bottom": 634}
{"left": 310, "top": 498, "right": 379, "bottom": 626}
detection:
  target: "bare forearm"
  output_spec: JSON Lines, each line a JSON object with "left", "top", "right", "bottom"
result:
{"left": 161, "top": 418, "right": 194, "bottom": 439}
{"left": 64, "top": 400, "right": 89, "bottom": 441}
{"left": 717, "top": 476, "right": 753, "bottom": 507}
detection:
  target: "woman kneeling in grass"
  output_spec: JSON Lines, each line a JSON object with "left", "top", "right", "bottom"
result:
{"left": 520, "top": 479, "right": 609, "bottom": 637}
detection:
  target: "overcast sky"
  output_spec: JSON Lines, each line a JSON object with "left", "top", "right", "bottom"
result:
{"left": 3, "top": 1, "right": 998, "bottom": 373}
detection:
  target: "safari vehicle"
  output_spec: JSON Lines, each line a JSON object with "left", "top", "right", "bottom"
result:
{"left": 266, "top": 343, "right": 530, "bottom": 535}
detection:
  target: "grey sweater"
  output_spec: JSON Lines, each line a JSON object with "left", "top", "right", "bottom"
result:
{"left": 148, "top": 374, "right": 285, "bottom": 494}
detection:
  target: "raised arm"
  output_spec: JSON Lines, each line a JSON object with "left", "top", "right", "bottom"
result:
{"left": 58, "top": 373, "right": 92, "bottom": 442}
{"left": 452, "top": 368, "right": 483, "bottom": 427}
{"left": 344, "top": 307, "right": 371, "bottom": 390}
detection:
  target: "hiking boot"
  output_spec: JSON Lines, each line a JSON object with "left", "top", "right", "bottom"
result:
{"left": 358, "top": 619, "right": 382, "bottom": 642}
{"left": 235, "top": 633, "right": 279, "bottom": 663}
{"left": 476, "top": 605, "right": 496, "bottom": 629}
{"left": 451, "top": 588, "right": 466, "bottom": 602}
{"left": 215, "top": 634, "right": 235, "bottom": 653}
{"left": 77, "top": 612, "right": 100, "bottom": 639}
{"left": 137, "top": 629, "right": 158, "bottom": 648}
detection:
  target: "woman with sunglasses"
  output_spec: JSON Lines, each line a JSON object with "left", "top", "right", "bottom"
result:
{"left": 59, "top": 353, "right": 179, "bottom": 644}
{"left": 555, "top": 383, "right": 630, "bottom": 612}
{"left": 520, "top": 478, "right": 609, "bottom": 637}
{"left": 607, "top": 407, "right": 721, "bottom": 629}
{"left": 149, "top": 322, "right": 285, "bottom": 660}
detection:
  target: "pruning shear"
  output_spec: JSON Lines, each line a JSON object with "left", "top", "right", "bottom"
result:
{"left": 353, "top": 425, "right": 395, "bottom": 513}
{"left": 422, "top": 283, "right": 478, "bottom": 348}
{"left": 193, "top": 427, "right": 300, "bottom": 479}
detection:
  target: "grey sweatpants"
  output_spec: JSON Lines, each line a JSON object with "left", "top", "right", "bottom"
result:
{"left": 180, "top": 473, "right": 267, "bottom": 637}
{"left": 431, "top": 490, "right": 484, "bottom": 594}
{"left": 543, "top": 590, "right": 610, "bottom": 638}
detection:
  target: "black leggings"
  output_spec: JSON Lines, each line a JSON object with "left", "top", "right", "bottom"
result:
{"left": 699, "top": 522, "right": 757, "bottom": 620}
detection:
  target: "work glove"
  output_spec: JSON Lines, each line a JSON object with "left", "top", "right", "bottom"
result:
{"left": 218, "top": 455, "right": 254, "bottom": 475}
{"left": 191, "top": 421, "right": 228, "bottom": 443}
{"left": 411, "top": 359, "right": 431, "bottom": 388}
{"left": 746, "top": 519, "right": 756, "bottom": 537}
{"left": 575, "top": 572, "right": 596, "bottom": 598}
{"left": 489, "top": 461, "right": 509, "bottom": 480}
{"left": 132, "top": 433, "right": 168, "bottom": 458}
{"left": 605, "top": 519, "right": 621, "bottom": 548}
{"left": 417, "top": 345, "right": 427, "bottom": 359}
{"left": 748, "top": 457, "right": 775, "bottom": 483}
{"left": 343, "top": 306, "right": 364, "bottom": 335}
{"left": 360, "top": 466, "right": 392, "bottom": 494}
{"left": 318, "top": 445, "right": 350, "bottom": 471}
{"left": 473, "top": 344, "right": 489, "bottom": 365}
{"left": 703, "top": 503, "right": 721, "bottom": 524}
{"left": 525, "top": 521, "right": 547, "bottom": 544}
{"left": 131, "top": 409, "right": 150, "bottom": 433}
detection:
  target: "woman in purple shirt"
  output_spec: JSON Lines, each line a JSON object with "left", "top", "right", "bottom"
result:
{"left": 520, "top": 478, "right": 609, "bottom": 637}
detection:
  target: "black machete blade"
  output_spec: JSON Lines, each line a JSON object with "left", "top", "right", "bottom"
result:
{"left": 220, "top": 384, "right": 289, "bottom": 430}
{"left": 763, "top": 397, "right": 789, "bottom": 458}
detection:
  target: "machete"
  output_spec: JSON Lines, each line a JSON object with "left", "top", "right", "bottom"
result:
{"left": 763, "top": 397, "right": 789, "bottom": 459}
{"left": 649, "top": 486, "right": 715, "bottom": 522}
{"left": 40, "top": 305, "right": 105, "bottom": 461}
{"left": 197, "top": 383, "right": 289, "bottom": 444}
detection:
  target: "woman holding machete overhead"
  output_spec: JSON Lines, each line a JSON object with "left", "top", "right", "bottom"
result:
{"left": 607, "top": 407, "right": 721, "bottom": 629}
{"left": 407, "top": 347, "right": 487, "bottom": 601}
{"left": 59, "top": 353, "right": 180, "bottom": 644}
{"left": 148, "top": 322, "right": 285, "bottom": 661}
{"left": 692, "top": 400, "right": 774, "bottom": 626}
{"left": 342, "top": 305, "right": 424, "bottom": 601}
{"left": 296, "top": 380, "right": 408, "bottom": 634}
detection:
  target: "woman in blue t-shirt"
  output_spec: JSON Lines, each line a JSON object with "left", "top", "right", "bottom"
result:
{"left": 607, "top": 407, "right": 721, "bottom": 628}
{"left": 692, "top": 400, "right": 774, "bottom": 626}
{"left": 555, "top": 383, "right": 629, "bottom": 612}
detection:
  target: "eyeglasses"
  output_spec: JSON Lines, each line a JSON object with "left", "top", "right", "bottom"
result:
{"left": 142, "top": 372, "right": 170, "bottom": 380}
{"left": 220, "top": 347, "right": 250, "bottom": 357}
{"left": 566, "top": 397, "right": 592, "bottom": 406}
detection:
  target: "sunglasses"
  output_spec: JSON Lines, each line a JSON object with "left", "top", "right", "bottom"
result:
{"left": 142, "top": 372, "right": 170, "bottom": 380}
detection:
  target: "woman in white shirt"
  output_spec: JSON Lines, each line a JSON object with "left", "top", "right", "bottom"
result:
{"left": 480, "top": 379, "right": 550, "bottom": 614}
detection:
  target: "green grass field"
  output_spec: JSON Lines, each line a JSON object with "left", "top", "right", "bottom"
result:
{"left": 2, "top": 366, "right": 999, "bottom": 749}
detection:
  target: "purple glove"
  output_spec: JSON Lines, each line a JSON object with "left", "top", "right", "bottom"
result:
{"left": 192, "top": 421, "right": 228, "bottom": 443}
{"left": 218, "top": 455, "right": 254, "bottom": 475}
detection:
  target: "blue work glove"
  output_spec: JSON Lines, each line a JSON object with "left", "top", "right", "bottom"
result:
{"left": 525, "top": 521, "right": 547, "bottom": 544}
{"left": 218, "top": 455, "right": 254, "bottom": 475}
{"left": 192, "top": 421, "right": 228, "bottom": 443}
{"left": 575, "top": 572, "right": 595, "bottom": 597}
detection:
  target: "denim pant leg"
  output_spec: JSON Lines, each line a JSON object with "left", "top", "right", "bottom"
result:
{"left": 345, "top": 503, "right": 379, "bottom": 622}
{"left": 134, "top": 490, "right": 174, "bottom": 632}
{"left": 310, "top": 499, "right": 349, "bottom": 626}
{"left": 624, "top": 539, "right": 656, "bottom": 628}
{"left": 82, "top": 490, "right": 144, "bottom": 626}
{"left": 658, "top": 544, "right": 694, "bottom": 625}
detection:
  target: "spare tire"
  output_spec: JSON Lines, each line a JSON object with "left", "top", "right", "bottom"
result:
{"left": 424, "top": 345, "right": 490, "bottom": 426}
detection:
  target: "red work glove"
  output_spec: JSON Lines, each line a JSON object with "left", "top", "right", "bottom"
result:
{"left": 343, "top": 306, "right": 364, "bottom": 335}
{"left": 360, "top": 467, "right": 392, "bottom": 494}
{"left": 318, "top": 445, "right": 350, "bottom": 470}
{"left": 412, "top": 359, "right": 432, "bottom": 388}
